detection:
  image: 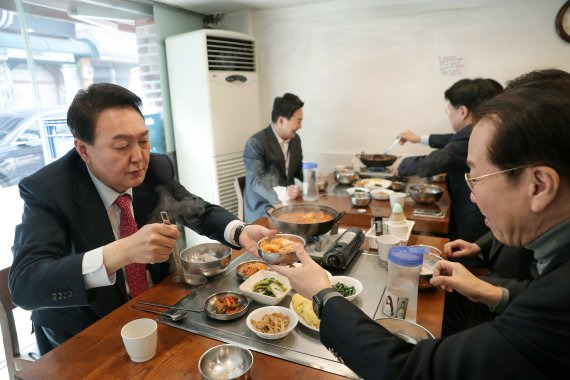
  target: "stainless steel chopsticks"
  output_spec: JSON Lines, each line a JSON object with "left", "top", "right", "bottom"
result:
{"left": 137, "top": 300, "right": 202, "bottom": 313}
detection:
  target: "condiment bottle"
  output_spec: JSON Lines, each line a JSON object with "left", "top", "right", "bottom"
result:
{"left": 381, "top": 246, "right": 423, "bottom": 323}
{"left": 302, "top": 162, "right": 319, "bottom": 201}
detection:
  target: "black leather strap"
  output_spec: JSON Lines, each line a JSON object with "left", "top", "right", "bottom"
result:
{"left": 233, "top": 223, "right": 249, "bottom": 247}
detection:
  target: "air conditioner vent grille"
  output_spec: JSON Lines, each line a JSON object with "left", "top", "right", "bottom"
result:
{"left": 207, "top": 36, "right": 255, "bottom": 72}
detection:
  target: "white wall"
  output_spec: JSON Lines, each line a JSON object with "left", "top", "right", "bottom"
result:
{"left": 230, "top": 0, "right": 570, "bottom": 174}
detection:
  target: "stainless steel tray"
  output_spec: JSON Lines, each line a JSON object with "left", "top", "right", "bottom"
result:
{"left": 160, "top": 250, "right": 388, "bottom": 379}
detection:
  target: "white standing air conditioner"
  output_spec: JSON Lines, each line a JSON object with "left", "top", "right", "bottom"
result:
{"left": 165, "top": 29, "right": 260, "bottom": 245}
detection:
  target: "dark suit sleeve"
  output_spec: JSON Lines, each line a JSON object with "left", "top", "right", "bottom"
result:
{"left": 479, "top": 276, "right": 532, "bottom": 305}
{"left": 398, "top": 130, "right": 469, "bottom": 178}
{"left": 10, "top": 176, "right": 91, "bottom": 310}
{"left": 150, "top": 154, "right": 238, "bottom": 245}
{"left": 428, "top": 133, "right": 454, "bottom": 149}
{"left": 243, "top": 136, "right": 279, "bottom": 204}
{"left": 320, "top": 271, "right": 570, "bottom": 380}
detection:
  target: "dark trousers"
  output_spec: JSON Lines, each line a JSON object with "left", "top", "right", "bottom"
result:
{"left": 34, "top": 323, "right": 73, "bottom": 355}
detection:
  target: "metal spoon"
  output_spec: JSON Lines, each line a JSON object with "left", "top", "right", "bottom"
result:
{"left": 131, "top": 305, "right": 188, "bottom": 322}
{"left": 384, "top": 137, "right": 401, "bottom": 155}
{"left": 160, "top": 211, "right": 207, "bottom": 286}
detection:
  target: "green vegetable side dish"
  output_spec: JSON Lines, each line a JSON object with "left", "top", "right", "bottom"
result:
{"left": 252, "top": 278, "right": 286, "bottom": 297}
{"left": 332, "top": 282, "right": 356, "bottom": 297}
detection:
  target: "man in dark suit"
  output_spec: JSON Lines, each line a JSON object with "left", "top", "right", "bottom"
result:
{"left": 274, "top": 72, "right": 570, "bottom": 379}
{"left": 9, "top": 83, "right": 273, "bottom": 355}
{"left": 243, "top": 93, "right": 304, "bottom": 222}
{"left": 442, "top": 231, "right": 535, "bottom": 335}
{"left": 390, "top": 78, "right": 502, "bottom": 242}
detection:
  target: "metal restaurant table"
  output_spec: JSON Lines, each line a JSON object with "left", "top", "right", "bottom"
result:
{"left": 15, "top": 219, "right": 448, "bottom": 380}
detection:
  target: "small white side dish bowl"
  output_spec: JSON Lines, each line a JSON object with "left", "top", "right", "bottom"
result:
{"left": 345, "top": 187, "right": 370, "bottom": 196}
{"left": 238, "top": 270, "right": 291, "bottom": 306}
{"left": 370, "top": 188, "right": 394, "bottom": 200}
{"left": 329, "top": 276, "right": 363, "bottom": 302}
{"left": 246, "top": 305, "right": 298, "bottom": 340}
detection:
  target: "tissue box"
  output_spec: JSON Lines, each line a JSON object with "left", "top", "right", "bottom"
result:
{"left": 366, "top": 220, "right": 415, "bottom": 248}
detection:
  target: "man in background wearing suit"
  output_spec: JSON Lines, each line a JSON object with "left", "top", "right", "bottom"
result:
{"left": 390, "top": 78, "right": 502, "bottom": 242}
{"left": 9, "top": 83, "right": 273, "bottom": 355}
{"left": 243, "top": 93, "right": 304, "bottom": 222}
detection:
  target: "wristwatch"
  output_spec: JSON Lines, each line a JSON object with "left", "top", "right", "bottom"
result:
{"left": 312, "top": 288, "right": 342, "bottom": 319}
{"left": 233, "top": 223, "right": 249, "bottom": 246}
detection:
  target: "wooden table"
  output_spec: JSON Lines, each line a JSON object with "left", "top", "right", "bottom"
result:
{"left": 300, "top": 173, "right": 451, "bottom": 235}
{"left": 16, "top": 221, "right": 448, "bottom": 380}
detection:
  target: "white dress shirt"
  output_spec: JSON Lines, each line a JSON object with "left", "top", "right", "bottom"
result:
{"left": 82, "top": 168, "right": 241, "bottom": 290}
{"left": 271, "top": 126, "right": 290, "bottom": 176}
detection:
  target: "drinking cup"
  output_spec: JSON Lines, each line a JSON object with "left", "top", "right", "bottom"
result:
{"left": 388, "top": 221, "right": 409, "bottom": 241}
{"left": 389, "top": 192, "right": 407, "bottom": 209}
{"left": 121, "top": 318, "right": 158, "bottom": 363}
{"left": 377, "top": 234, "right": 401, "bottom": 263}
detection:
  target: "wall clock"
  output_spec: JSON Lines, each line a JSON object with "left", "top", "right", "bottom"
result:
{"left": 555, "top": 1, "right": 570, "bottom": 43}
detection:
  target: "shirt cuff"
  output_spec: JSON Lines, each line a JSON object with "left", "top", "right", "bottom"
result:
{"left": 420, "top": 135, "right": 430, "bottom": 145}
{"left": 489, "top": 287, "right": 509, "bottom": 313}
{"left": 224, "top": 220, "right": 244, "bottom": 246}
{"left": 82, "top": 248, "right": 116, "bottom": 289}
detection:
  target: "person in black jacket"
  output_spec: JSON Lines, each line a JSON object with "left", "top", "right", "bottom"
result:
{"left": 274, "top": 71, "right": 570, "bottom": 379}
{"left": 389, "top": 78, "right": 502, "bottom": 242}
{"left": 9, "top": 83, "right": 274, "bottom": 354}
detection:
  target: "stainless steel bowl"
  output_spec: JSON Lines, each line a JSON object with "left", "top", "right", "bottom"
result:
{"left": 257, "top": 234, "right": 305, "bottom": 265}
{"left": 350, "top": 191, "right": 371, "bottom": 207}
{"left": 375, "top": 318, "right": 434, "bottom": 344}
{"left": 335, "top": 169, "right": 359, "bottom": 185}
{"left": 198, "top": 344, "right": 253, "bottom": 380}
{"left": 180, "top": 243, "right": 232, "bottom": 278}
{"left": 235, "top": 260, "right": 270, "bottom": 281}
{"left": 419, "top": 252, "right": 443, "bottom": 289}
{"left": 391, "top": 181, "right": 405, "bottom": 191}
{"left": 408, "top": 184, "right": 443, "bottom": 205}
{"left": 204, "top": 291, "right": 249, "bottom": 320}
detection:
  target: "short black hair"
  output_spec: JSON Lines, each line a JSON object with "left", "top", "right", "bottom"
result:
{"left": 444, "top": 78, "right": 502, "bottom": 111}
{"left": 473, "top": 72, "right": 570, "bottom": 183}
{"left": 67, "top": 83, "right": 143, "bottom": 144}
{"left": 505, "top": 68, "right": 570, "bottom": 90}
{"left": 271, "top": 93, "right": 304, "bottom": 123}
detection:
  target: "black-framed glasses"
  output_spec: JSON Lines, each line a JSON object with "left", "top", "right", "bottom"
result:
{"left": 464, "top": 165, "right": 530, "bottom": 192}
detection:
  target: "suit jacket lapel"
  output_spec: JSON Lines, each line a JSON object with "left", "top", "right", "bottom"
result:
{"left": 71, "top": 157, "right": 128, "bottom": 300}
{"left": 265, "top": 126, "right": 287, "bottom": 177}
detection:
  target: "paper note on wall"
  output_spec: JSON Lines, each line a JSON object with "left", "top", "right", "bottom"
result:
{"left": 438, "top": 55, "right": 467, "bottom": 76}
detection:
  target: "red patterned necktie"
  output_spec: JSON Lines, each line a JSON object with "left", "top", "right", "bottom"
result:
{"left": 114, "top": 194, "right": 149, "bottom": 298}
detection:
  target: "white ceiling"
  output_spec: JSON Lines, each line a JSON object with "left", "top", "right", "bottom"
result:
{"left": 151, "top": 0, "right": 335, "bottom": 15}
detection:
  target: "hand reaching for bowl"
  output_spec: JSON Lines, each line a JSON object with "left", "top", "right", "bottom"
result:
{"left": 388, "top": 157, "right": 404, "bottom": 176}
{"left": 239, "top": 224, "right": 277, "bottom": 257}
{"left": 271, "top": 244, "right": 330, "bottom": 300}
{"left": 444, "top": 239, "right": 481, "bottom": 259}
{"left": 430, "top": 260, "right": 503, "bottom": 308}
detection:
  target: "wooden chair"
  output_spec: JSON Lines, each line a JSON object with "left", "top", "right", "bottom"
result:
{"left": 233, "top": 175, "right": 246, "bottom": 221}
{"left": 0, "top": 267, "right": 36, "bottom": 379}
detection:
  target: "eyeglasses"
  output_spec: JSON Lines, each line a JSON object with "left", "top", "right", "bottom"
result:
{"left": 464, "top": 165, "right": 530, "bottom": 192}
